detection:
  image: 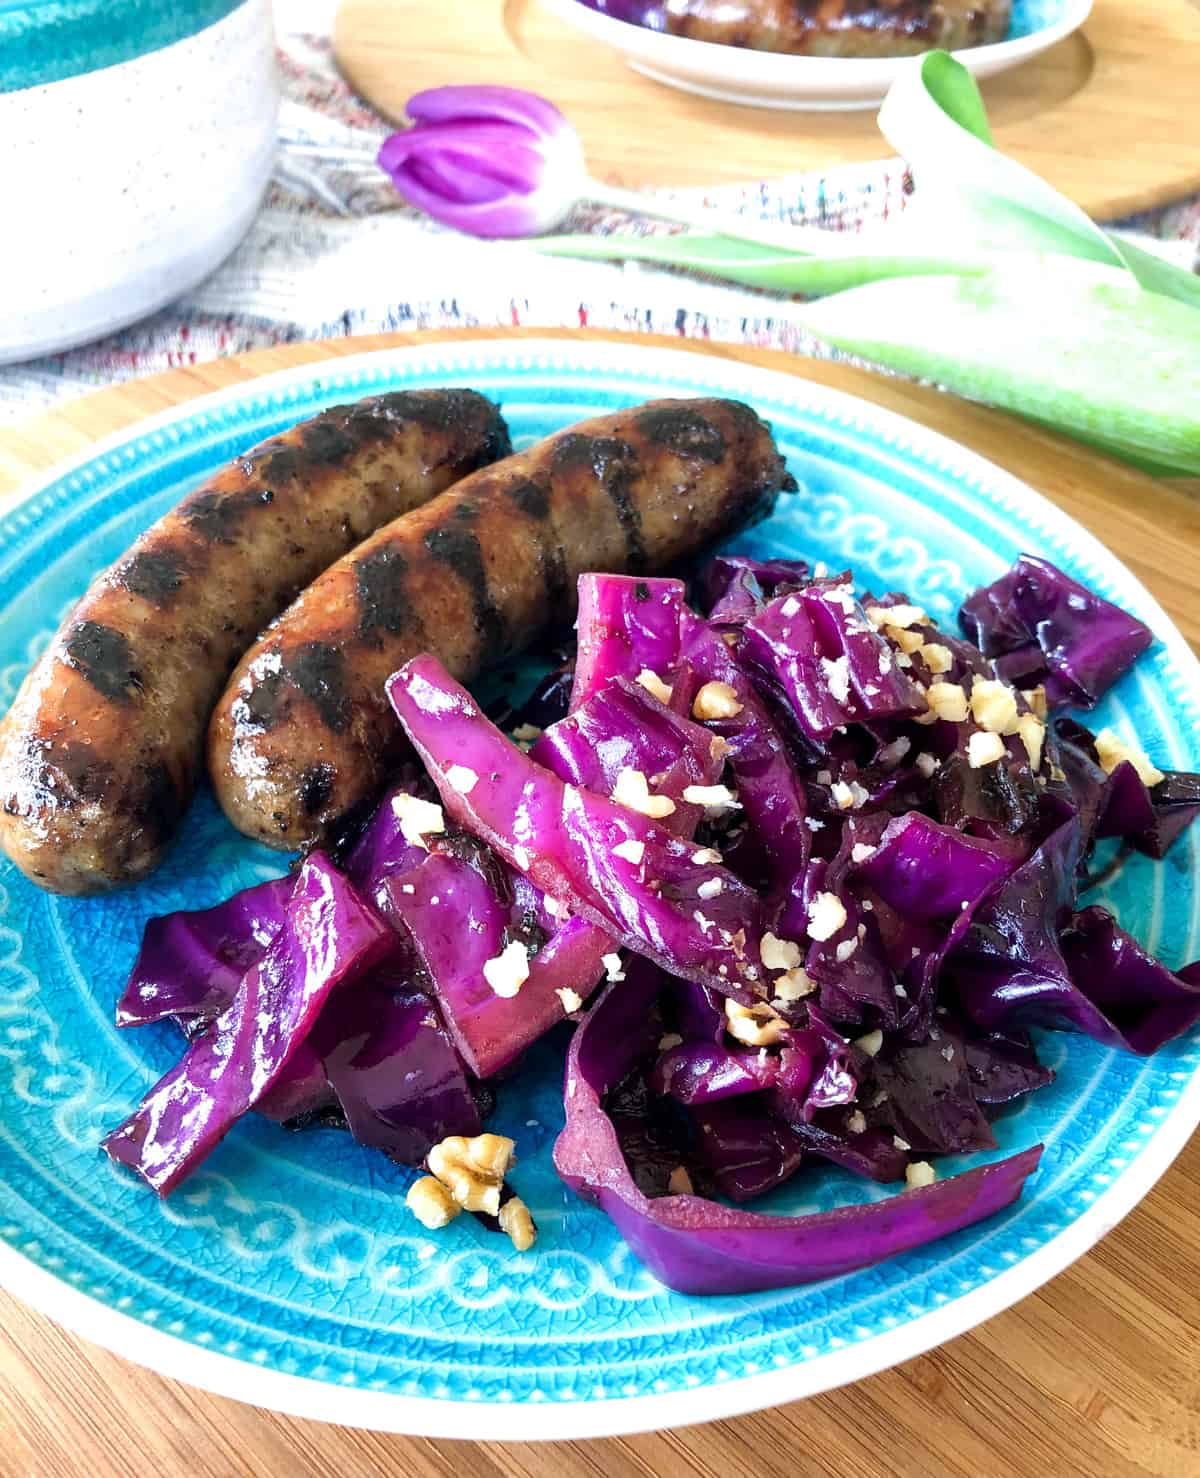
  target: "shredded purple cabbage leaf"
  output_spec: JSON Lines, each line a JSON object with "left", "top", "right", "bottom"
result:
{"left": 103, "top": 854, "right": 391, "bottom": 1194}
{"left": 959, "top": 554, "right": 1153, "bottom": 710}
{"left": 552, "top": 965, "right": 1043, "bottom": 1294}
{"left": 104, "top": 541, "right": 1199, "bottom": 1296}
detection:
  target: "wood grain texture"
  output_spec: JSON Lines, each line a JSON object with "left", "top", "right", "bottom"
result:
{"left": 331, "top": 0, "right": 1200, "bottom": 218}
{"left": 0, "top": 330, "right": 1197, "bottom": 1477}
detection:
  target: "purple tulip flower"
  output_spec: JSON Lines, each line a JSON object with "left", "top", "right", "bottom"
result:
{"left": 376, "top": 83, "right": 811, "bottom": 250}
{"left": 377, "top": 86, "right": 587, "bottom": 239}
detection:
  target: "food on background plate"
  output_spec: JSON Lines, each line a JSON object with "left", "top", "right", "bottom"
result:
{"left": 585, "top": 0, "right": 1012, "bottom": 56}
{"left": 0, "top": 391, "right": 510, "bottom": 895}
{"left": 208, "top": 399, "right": 793, "bottom": 851}
{"left": 103, "top": 535, "right": 1200, "bottom": 1294}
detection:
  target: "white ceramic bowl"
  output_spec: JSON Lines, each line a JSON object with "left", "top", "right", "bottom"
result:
{"left": 0, "top": 0, "right": 278, "bottom": 363}
{"left": 542, "top": 0, "right": 1094, "bottom": 110}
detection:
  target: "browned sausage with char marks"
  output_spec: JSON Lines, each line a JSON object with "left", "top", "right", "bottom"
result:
{"left": 664, "top": 0, "right": 1010, "bottom": 56}
{"left": 0, "top": 390, "right": 510, "bottom": 894}
{"left": 209, "top": 398, "right": 795, "bottom": 851}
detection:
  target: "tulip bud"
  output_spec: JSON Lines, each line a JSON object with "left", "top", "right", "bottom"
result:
{"left": 378, "top": 85, "right": 587, "bottom": 239}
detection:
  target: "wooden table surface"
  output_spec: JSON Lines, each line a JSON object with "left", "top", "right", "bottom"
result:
{"left": 1, "top": 329, "right": 1198, "bottom": 1478}
{"left": 334, "top": 0, "right": 1200, "bottom": 218}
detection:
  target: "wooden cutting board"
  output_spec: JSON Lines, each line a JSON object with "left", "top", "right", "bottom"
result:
{"left": 1, "top": 330, "right": 1199, "bottom": 1478}
{"left": 333, "top": 0, "right": 1200, "bottom": 218}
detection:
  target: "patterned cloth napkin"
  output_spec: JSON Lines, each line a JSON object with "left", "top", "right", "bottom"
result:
{"left": 2, "top": 0, "right": 1197, "bottom": 424}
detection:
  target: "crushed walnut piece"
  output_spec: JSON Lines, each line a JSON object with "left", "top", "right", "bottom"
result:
{"left": 905, "top": 1160, "right": 937, "bottom": 1189}
{"left": 772, "top": 966, "right": 816, "bottom": 1002}
{"left": 498, "top": 1196, "right": 537, "bottom": 1252}
{"left": 920, "top": 642, "right": 954, "bottom": 675}
{"left": 1025, "top": 686, "right": 1049, "bottom": 719}
{"left": 667, "top": 1166, "right": 695, "bottom": 1196}
{"left": 920, "top": 681, "right": 969, "bottom": 725}
{"left": 806, "top": 891, "right": 848, "bottom": 942}
{"left": 425, "top": 1133, "right": 516, "bottom": 1217}
{"left": 482, "top": 940, "right": 530, "bottom": 998}
{"left": 636, "top": 669, "right": 674, "bottom": 705}
{"left": 967, "top": 730, "right": 1007, "bottom": 769}
{"left": 390, "top": 791, "right": 446, "bottom": 849}
{"left": 681, "top": 783, "right": 740, "bottom": 813}
{"left": 1094, "top": 727, "right": 1165, "bottom": 788}
{"left": 725, "top": 998, "right": 789, "bottom": 1047}
{"left": 761, "top": 931, "right": 803, "bottom": 971}
{"left": 612, "top": 767, "right": 676, "bottom": 819}
{"left": 406, "top": 1176, "right": 461, "bottom": 1230}
{"left": 886, "top": 625, "right": 926, "bottom": 656}
{"left": 866, "top": 603, "right": 927, "bottom": 630}
{"left": 1016, "top": 711, "right": 1045, "bottom": 771}
{"left": 692, "top": 680, "right": 744, "bottom": 721}
{"left": 969, "top": 677, "right": 1020, "bottom": 736}
{"left": 556, "top": 987, "right": 584, "bottom": 1015}
{"left": 601, "top": 952, "right": 626, "bottom": 983}
{"left": 444, "top": 764, "right": 479, "bottom": 795}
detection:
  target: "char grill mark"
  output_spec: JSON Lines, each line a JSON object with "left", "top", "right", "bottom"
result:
{"left": 355, "top": 543, "right": 416, "bottom": 641}
{"left": 184, "top": 486, "right": 275, "bottom": 543}
{"left": 424, "top": 502, "right": 508, "bottom": 660}
{"left": 551, "top": 433, "right": 645, "bottom": 572}
{"left": 116, "top": 547, "right": 191, "bottom": 605}
{"left": 282, "top": 642, "right": 353, "bottom": 735}
{"left": 63, "top": 622, "right": 143, "bottom": 704}
{"left": 635, "top": 405, "right": 727, "bottom": 463}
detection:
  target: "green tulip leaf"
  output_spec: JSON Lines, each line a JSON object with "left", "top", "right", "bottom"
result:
{"left": 797, "top": 260, "right": 1200, "bottom": 476}
{"left": 537, "top": 232, "right": 992, "bottom": 293}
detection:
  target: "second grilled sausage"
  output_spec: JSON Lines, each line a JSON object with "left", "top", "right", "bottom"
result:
{"left": 0, "top": 389, "right": 510, "bottom": 894}
{"left": 209, "top": 398, "right": 795, "bottom": 850}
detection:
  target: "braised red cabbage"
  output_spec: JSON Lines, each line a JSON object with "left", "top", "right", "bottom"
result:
{"left": 959, "top": 555, "right": 1153, "bottom": 710}
{"left": 553, "top": 969, "right": 1044, "bottom": 1294}
{"left": 387, "top": 656, "right": 769, "bottom": 999}
{"left": 102, "top": 539, "right": 1195, "bottom": 1296}
{"left": 116, "top": 875, "right": 293, "bottom": 1030}
{"left": 741, "top": 579, "right": 925, "bottom": 742}
{"left": 531, "top": 677, "right": 723, "bottom": 837}
{"left": 682, "top": 612, "right": 811, "bottom": 878}
{"left": 571, "top": 573, "right": 686, "bottom": 710}
{"left": 701, "top": 555, "right": 810, "bottom": 628}
{"left": 376, "top": 849, "right": 603, "bottom": 1078}
{"left": 103, "top": 854, "right": 391, "bottom": 1194}
{"left": 950, "top": 817, "right": 1200, "bottom": 1053}
{"left": 1052, "top": 717, "right": 1200, "bottom": 858}
{"left": 856, "top": 813, "right": 1016, "bottom": 921}
{"left": 312, "top": 966, "right": 481, "bottom": 1162}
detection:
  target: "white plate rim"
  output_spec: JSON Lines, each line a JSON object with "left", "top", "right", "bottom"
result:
{"left": 0, "top": 334, "right": 1196, "bottom": 1440}
{"left": 539, "top": 0, "right": 1095, "bottom": 106}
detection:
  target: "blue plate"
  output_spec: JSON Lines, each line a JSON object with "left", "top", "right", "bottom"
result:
{"left": 0, "top": 340, "right": 1196, "bottom": 1438}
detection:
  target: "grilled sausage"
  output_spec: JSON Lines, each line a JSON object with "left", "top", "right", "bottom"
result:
{"left": 0, "top": 390, "right": 511, "bottom": 894}
{"left": 664, "top": 0, "right": 1010, "bottom": 56}
{"left": 210, "top": 398, "right": 795, "bottom": 850}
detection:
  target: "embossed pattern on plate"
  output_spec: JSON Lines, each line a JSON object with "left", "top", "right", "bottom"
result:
{"left": 0, "top": 340, "right": 1196, "bottom": 1438}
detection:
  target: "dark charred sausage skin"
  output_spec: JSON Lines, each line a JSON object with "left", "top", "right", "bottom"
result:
{"left": 664, "top": 0, "right": 1010, "bottom": 56}
{"left": 0, "top": 390, "right": 511, "bottom": 894}
{"left": 210, "top": 398, "right": 795, "bottom": 851}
